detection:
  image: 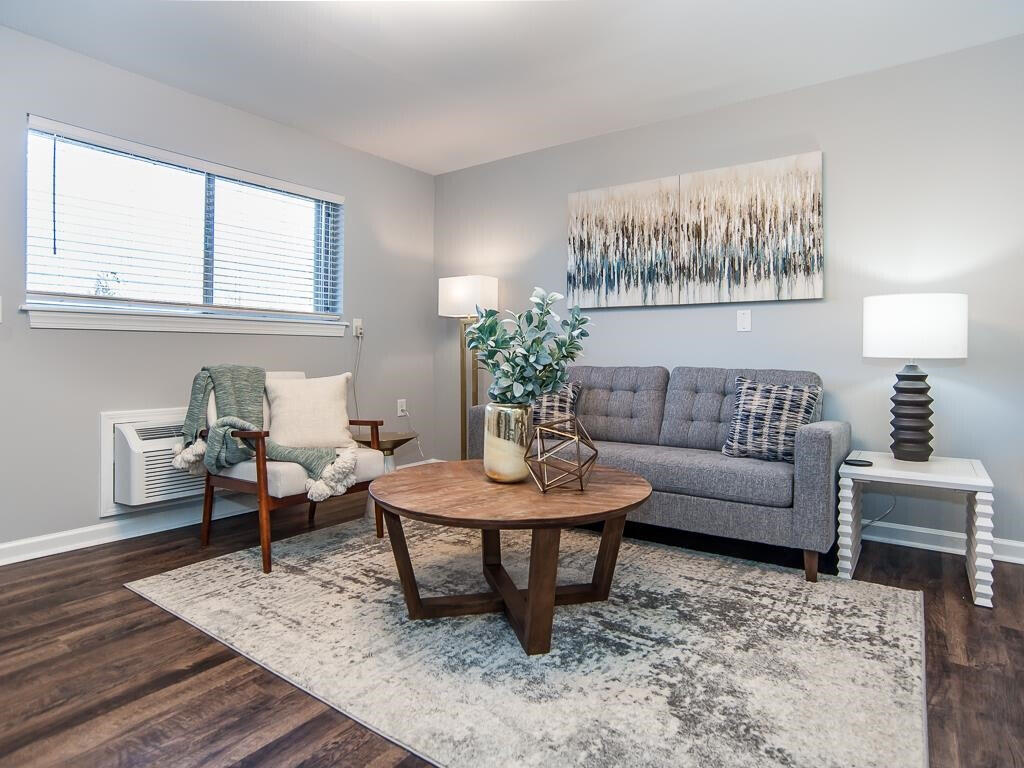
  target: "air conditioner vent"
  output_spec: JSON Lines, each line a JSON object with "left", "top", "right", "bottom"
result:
{"left": 136, "top": 424, "right": 184, "bottom": 441}
{"left": 114, "top": 420, "right": 204, "bottom": 506}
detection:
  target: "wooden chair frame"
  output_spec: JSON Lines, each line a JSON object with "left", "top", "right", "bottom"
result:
{"left": 200, "top": 419, "right": 384, "bottom": 573}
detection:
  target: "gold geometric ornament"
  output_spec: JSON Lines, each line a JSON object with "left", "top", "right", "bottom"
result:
{"left": 524, "top": 416, "right": 598, "bottom": 492}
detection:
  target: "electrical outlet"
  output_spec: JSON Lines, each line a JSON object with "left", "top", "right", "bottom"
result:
{"left": 352, "top": 318, "right": 364, "bottom": 337}
{"left": 736, "top": 309, "right": 751, "bottom": 332}
{"left": 397, "top": 398, "right": 408, "bottom": 417}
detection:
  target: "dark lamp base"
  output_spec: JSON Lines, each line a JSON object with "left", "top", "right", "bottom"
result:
{"left": 890, "top": 363, "right": 933, "bottom": 462}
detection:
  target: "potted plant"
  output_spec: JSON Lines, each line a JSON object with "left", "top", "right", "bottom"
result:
{"left": 466, "top": 287, "right": 590, "bottom": 482}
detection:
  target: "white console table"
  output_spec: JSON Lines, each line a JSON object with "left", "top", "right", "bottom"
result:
{"left": 838, "top": 450, "right": 995, "bottom": 607}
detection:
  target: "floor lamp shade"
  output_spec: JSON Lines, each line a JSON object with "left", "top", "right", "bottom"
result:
{"left": 438, "top": 275, "right": 499, "bottom": 318}
{"left": 439, "top": 275, "right": 499, "bottom": 459}
{"left": 863, "top": 293, "right": 968, "bottom": 462}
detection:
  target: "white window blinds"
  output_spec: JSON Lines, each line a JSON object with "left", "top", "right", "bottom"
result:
{"left": 26, "top": 123, "right": 344, "bottom": 319}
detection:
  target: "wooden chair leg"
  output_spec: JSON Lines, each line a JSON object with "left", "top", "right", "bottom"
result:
{"left": 374, "top": 501, "right": 384, "bottom": 539}
{"left": 254, "top": 435, "right": 272, "bottom": 573}
{"left": 258, "top": 498, "right": 272, "bottom": 574}
{"left": 308, "top": 501, "right": 317, "bottom": 529}
{"left": 200, "top": 473, "right": 214, "bottom": 547}
{"left": 803, "top": 550, "right": 819, "bottom": 583}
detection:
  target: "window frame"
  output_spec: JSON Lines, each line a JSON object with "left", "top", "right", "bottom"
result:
{"left": 21, "top": 115, "right": 348, "bottom": 337}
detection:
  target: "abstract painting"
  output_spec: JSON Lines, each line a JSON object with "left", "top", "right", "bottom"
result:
{"left": 567, "top": 151, "right": 823, "bottom": 308}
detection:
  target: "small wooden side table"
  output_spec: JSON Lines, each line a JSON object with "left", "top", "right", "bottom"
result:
{"left": 838, "top": 450, "right": 995, "bottom": 607}
{"left": 353, "top": 431, "right": 418, "bottom": 474}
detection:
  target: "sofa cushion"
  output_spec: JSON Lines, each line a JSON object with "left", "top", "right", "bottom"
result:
{"left": 218, "top": 447, "right": 385, "bottom": 498}
{"left": 594, "top": 440, "right": 794, "bottom": 508}
{"left": 659, "top": 367, "right": 822, "bottom": 450}
{"left": 568, "top": 366, "right": 669, "bottom": 445}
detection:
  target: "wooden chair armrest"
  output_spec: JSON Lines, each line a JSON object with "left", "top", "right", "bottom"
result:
{"left": 350, "top": 419, "right": 383, "bottom": 450}
{"left": 197, "top": 429, "right": 269, "bottom": 440}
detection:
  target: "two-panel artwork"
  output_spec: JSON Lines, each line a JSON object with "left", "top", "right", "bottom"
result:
{"left": 567, "top": 151, "right": 823, "bottom": 308}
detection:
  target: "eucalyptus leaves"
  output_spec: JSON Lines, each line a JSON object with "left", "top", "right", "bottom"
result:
{"left": 466, "top": 287, "right": 591, "bottom": 405}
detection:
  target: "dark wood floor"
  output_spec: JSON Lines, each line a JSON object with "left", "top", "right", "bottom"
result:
{"left": 1, "top": 494, "right": 1021, "bottom": 768}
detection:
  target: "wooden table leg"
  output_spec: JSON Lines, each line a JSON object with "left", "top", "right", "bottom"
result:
{"left": 383, "top": 518, "right": 624, "bottom": 655}
{"left": 382, "top": 510, "right": 424, "bottom": 619}
{"left": 374, "top": 501, "right": 385, "bottom": 539}
{"left": 522, "top": 528, "right": 561, "bottom": 655}
{"left": 591, "top": 515, "right": 626, "bottom": 600}
{"left": 482, "top": 529, "right": 501, "bottom": 568}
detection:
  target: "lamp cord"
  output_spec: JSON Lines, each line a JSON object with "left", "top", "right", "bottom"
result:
{"left": 351, "top": 333, "right": 364, "bottom": 420}
{"left": 399, "top": 408, "right": 427, "bottom": 460}
{"left": 861, "top": 495, "right": 897, "bottom": 532}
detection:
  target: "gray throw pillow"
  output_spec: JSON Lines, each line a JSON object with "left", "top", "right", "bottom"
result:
{"left": 722, "top": 377, "right": 821, "bottom": 463}
{"left": 533, "top": 381, "right": 583, "bottom": 426}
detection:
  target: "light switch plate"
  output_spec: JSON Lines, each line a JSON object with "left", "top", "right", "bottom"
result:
{"left": 736, "top": 309, "right": 751, "bottom": 332}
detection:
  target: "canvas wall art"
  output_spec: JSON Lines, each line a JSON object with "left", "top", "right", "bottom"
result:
{"left": 567, "top": 151, "right": 823, "bottom": 308}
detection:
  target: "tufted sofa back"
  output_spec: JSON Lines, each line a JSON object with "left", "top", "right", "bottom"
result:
{"left": 567, "top": 366, "right": 670, "bottom": 445}
{"left": 658, "top": 367, "right": 823, "bottom": 450}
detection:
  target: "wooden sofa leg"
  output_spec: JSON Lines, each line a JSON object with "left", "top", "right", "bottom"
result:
{"left": 308, "top": 501, "right": 317, "bottom": 529}
{"left": 803, "top": 550, "right": 819, "bottom": 583}
{"left": 200, "top": 474, "right": 214, "bottom": 547}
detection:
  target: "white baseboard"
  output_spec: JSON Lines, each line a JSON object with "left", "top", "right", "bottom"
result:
{"left": 862, "top": 520, "right": 1024, "bottom": 565}
{"left": 0, "top": 460, "right": 446, "bottom": 568}
{"left": 0, "top": 494, "right": 259, "bottom": 567}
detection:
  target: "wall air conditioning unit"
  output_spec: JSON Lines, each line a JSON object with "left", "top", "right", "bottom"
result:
{"left": 113, "top": 418, "right": 205, "bottom": 506}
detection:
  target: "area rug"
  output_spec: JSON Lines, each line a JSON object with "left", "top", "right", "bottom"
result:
{"left": 127, "top": 517, "right": 926, "bottom": 767}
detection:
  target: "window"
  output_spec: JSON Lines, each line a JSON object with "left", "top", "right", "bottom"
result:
{"left": 24, "top": 117, "right": 344, "bottom": 334}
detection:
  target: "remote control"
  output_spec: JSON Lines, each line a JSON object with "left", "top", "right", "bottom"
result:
{"left": 843, "top": 458, "right": 873, "bottom": 467}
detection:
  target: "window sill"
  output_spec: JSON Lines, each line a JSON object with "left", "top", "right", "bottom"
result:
{"left": 21, "top": 302, "right": 349, "bottom": 337}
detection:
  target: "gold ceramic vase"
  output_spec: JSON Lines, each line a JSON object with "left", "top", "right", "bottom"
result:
{"left": 482, "top": 402, "right": 532, "bottom": 483}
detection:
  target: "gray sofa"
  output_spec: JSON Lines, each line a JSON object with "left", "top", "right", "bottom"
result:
{"left": 468, "top": 365, "right": 851, "bottom": 581}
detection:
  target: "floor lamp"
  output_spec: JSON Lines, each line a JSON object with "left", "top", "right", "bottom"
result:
{"left": 438, "top": 275, "right": 499, "bottom": 459}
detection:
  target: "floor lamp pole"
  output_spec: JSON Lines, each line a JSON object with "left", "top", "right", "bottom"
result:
{"left": 459, "top": 317, "right": 478, "bottom": 460}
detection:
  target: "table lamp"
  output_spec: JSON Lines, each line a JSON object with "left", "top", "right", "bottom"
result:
{"left": 863, "top": 293, "right": 968, "bottom": 462}
{"left": 438, "top": 275, "right": 499, "bottom": 459}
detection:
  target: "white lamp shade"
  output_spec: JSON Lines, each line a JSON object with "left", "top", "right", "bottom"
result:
{"left": 438, "top": 275, "right": 499, "bottom": 317}
{"left": 863, "top": 293, "right": 968, "bottom": 359}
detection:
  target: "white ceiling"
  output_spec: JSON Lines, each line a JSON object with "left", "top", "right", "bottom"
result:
{"left": 2, "top": 1, "right": 1023, "bottom": 175}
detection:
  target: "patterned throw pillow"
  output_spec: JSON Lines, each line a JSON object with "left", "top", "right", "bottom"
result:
{"left": 533, "top": 381, "right": 583, "bottom": 425}
{"left": 722, "top": 377, "right": 822, "bottom": 463}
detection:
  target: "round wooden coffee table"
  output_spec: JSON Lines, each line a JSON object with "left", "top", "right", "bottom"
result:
{"left": 368, "top": 460, "right": 651, "bottom": 655}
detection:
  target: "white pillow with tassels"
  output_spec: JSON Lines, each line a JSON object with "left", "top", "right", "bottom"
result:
{"left": 265, "top": 373, "right": 354, "bottom": 449}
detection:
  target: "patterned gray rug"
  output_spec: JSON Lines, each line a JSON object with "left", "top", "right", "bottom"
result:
{"left": 127, "top": 516, "right": 926, "bottom": 767}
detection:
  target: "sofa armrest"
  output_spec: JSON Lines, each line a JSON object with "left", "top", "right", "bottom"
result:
{"left": 793, "top": 420, "right": 851, "bottom": 553}
{"left": 467, "top": 404, "right": 487, "bottom": 459}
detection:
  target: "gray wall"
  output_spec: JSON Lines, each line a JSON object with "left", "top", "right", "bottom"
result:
{"left": 0, "top": 27, "right": 436, "bottom": 542}
{"left": 434, "top": 37, "right": 1024, "bottom": 542}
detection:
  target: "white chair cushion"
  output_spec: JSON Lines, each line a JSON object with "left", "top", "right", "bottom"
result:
{"left": 206, "top": 371, "right": 305, "bottom": 428}
{"left": 218, "top": 447, "right": 385, "bottom": 498}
